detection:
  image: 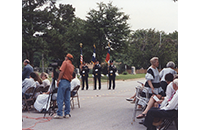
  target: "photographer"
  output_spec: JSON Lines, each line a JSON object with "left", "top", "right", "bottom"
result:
{"left": 54, "top": 53, "right": 74, "bottom": 119}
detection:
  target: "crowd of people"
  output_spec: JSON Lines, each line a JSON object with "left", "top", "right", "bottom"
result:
{"left": 22, "top": 54, "right": 80, "bottom": 119}
{"left": 126, "top": 57, "right": 178, "bottom": 130}
{"left": 22, "top": 55, "right": 178, "bottom": 127}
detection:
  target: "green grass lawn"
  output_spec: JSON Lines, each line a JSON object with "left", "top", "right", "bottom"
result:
{"left": 37, "top": 72, "right": 145, "bottom": 84}
{"left": 87, "top": 73, "right": 145, "bottom": 84}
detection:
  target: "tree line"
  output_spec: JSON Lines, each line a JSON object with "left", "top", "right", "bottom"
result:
{"left": 22, "top": 0, "right": 178, "bottom": 71}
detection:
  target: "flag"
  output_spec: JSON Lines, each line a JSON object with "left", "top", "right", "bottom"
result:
{"left": 91, "top": 44, "right": 96, "bottom": 64}
{"left": 80, "top": 47, "right": 83, "bottom": 65}
{"left": 105, "top": 43, "right": 110, "bottom": 64}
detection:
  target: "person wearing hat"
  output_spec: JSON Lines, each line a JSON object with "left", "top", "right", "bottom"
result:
{"left": 108, "top": 60, "right": 117, "bottom": 90}
{"left": 92, "top": 60, "right": 102, "bottom": 90}
{"left": 54, "top": 53, "right": 74, "bottom": 119}
{"left": 22, "top": 59, "right": 33, "bottom": 81}
{"left": 80, "top": 62, "right": 89, "bottom": 90}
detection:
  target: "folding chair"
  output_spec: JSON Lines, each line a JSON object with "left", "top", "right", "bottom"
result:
{"left": 22, "top": 87, "right": 36, "bottom": 112}
{"left": 43, "top": 85, "right": 50, "bottom": 92}
{"left": 132, "top": 85, "right": 149, "bottom": 122}
{"left": 34, "top": 85, "right": 45, "bottom": 100}
{"left": 70, "top": 85, "right": 80, "bottom": 110}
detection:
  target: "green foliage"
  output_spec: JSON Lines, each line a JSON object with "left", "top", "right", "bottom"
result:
{"left": 85, "top": 2, "right": 131, "bottom": 62}
{"left": 122, "top": 71, "right": 128, "bottom": 75}
{"left": 117, "top": 29, "right": 178, "bottom": 69}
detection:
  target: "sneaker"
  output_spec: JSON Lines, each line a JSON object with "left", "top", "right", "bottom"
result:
{"left": 126, "top": 98, "right": 133, "bottom": 101}
{"left": 54, "top": 114, "right": 63, "bottom": 119}
{"left": 63, "top": 114, "right": 71, "bottom": 118}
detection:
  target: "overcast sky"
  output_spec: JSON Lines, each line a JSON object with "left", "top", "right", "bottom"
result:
{"left": 55, "top": 0, "right": 178, "bottom": 33}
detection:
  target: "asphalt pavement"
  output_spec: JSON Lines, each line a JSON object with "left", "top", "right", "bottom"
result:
{"left": 22, "top": 78, "right": 177, "bottom": 130}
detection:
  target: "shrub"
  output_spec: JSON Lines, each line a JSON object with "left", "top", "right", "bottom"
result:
{"left": 122, "top": 71, "right": 128, "bottom": 75}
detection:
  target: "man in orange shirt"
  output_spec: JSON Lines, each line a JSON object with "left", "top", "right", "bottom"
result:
{"left": 54, "top": 53, "right": 74, "bottom": 119}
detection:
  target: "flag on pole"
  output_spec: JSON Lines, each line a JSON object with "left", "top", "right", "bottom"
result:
{"left": 80, "top": 48, "right": 83, "bottom": 65}
{"left": 80, "top": 43, "right": 83, "bottom": 65}
{"left": 105, "top": 43, "right": 110, "bottom": 64}
{"left": 91, "top": 44, "right": 96, "bottom": 64}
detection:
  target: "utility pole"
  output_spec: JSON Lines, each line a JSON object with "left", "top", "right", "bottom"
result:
{"left": 42, "top": 53, "right": 44, "bottom": 72}
{"left": 159, "top": 33, "right": 162, "bottom": 70}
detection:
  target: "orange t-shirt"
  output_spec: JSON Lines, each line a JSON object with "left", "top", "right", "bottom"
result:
{"left": 60, "top": 60, "right": 74, "bottom": 82}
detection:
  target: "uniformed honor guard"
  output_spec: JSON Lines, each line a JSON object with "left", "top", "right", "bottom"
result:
{"left": 80, "top": 62, "right": 89, "bottom": 90}
{"left": 108, "top": 60, "right": 117, "bottom": 90}
{"left": 93, "top": 60, "right": 101, "bottom": 90}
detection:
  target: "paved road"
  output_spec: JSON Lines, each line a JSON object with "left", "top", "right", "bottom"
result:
{"left": 22, "top": 78, "right": 176, "bottom": 130}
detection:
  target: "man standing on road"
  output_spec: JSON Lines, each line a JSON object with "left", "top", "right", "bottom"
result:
{"left": 93, "top": 60, "right": 101, "bottom": 90}
{"left": 80, "top": 62, "right": 89, "bottom": 90}
{"left": 108, "top": 60, "right": 117, "bottom": 90}
{"left": 22, "top": 59, "right": 33, "bottom": 81}
{"left": 54, "top": 53, "right": 74, "bottom": 119}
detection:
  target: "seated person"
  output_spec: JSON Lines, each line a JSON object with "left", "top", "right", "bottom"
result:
{"left": 143, "top": 79, "right": 178, "bottom": 130}
{"left": 136, "top": 73, "right": 175, "bottom": 119}
{"left": 40, "top": 72, "right": 50, "bottom": 87}
{"left": 22, "top": 72, "right": 37, "bottom": 99}
{"left": 71, "top": 72, "right": 80, "bottom": 97}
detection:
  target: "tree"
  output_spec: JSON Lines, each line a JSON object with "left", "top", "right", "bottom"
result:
{"left": 85, "top": 2, "right": 131, "bottom": 63}
{"left": 22, "top": 0, "right": 54, "bottom": 65}
{"left": 120, "top": 29, "right": 178, "bottom": 69}
{"left": 41, "top": 4, "right": 76, "bottom": 61}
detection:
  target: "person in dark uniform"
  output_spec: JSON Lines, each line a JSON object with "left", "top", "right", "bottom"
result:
{"left": 108, "top": 60, "right": 117, "bottom": 90}
{"left": 80, "top": 62, "right": 89, "bottom": 90}
{"left": 93, "top": 60, "right": 101, "bottom": 90}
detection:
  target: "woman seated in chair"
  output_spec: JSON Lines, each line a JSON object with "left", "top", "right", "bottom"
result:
{"left": 40, "top": 72, "right": 50, "bottom": 87}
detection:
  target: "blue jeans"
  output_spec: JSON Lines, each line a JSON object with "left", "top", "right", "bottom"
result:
{"left": 57, "top": 79, "right": 71, "bottom": 116}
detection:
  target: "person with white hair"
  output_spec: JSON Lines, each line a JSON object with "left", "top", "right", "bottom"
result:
{"left": 159, "top": 61, "right": 177, "bottom": 94}
{"left": 143, "top": 79, "right": 178, "bottom": 130}
{"left": 145, "top": 57, "right": 164, "bottom": 96}
{"left": 138, "top": 57, "right": 165, "bottom": 107}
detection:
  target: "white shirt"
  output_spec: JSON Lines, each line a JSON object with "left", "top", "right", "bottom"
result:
{"left": 70, "top": 77, "right": 80, "bottom": 91}
{"left": 22, "top": 78, "right": 36, "bottom": 93}
{"left": 159, "top": 68, "right": 177, "bottom": 81}
{"left": 161, "top": 90, "right": 178, "bottom": 110}
{"left": 42, "top": 79, "right": 51, "bottom": 87}
{"left": 145, "top": 67, "right": 160, "bottom": 83}
{"left": 165, "top": 82, "right": 176, "bottom": 101}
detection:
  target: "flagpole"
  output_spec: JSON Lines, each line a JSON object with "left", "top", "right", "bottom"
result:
{"left": 80, "top": 43, "right": 83, "bottom": 65}
{"left": 80, "top": 43, "right": 83, "bottom": 89}
{"left": 92, "top": 44, "right": 96, "bottom": 90}
{"left": 106, "top": 42, "right": 111, "bottom": 90}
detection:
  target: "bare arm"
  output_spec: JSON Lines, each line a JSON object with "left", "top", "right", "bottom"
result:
{"left": 147, "top": 80, "right": 154, "bottom": 93}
